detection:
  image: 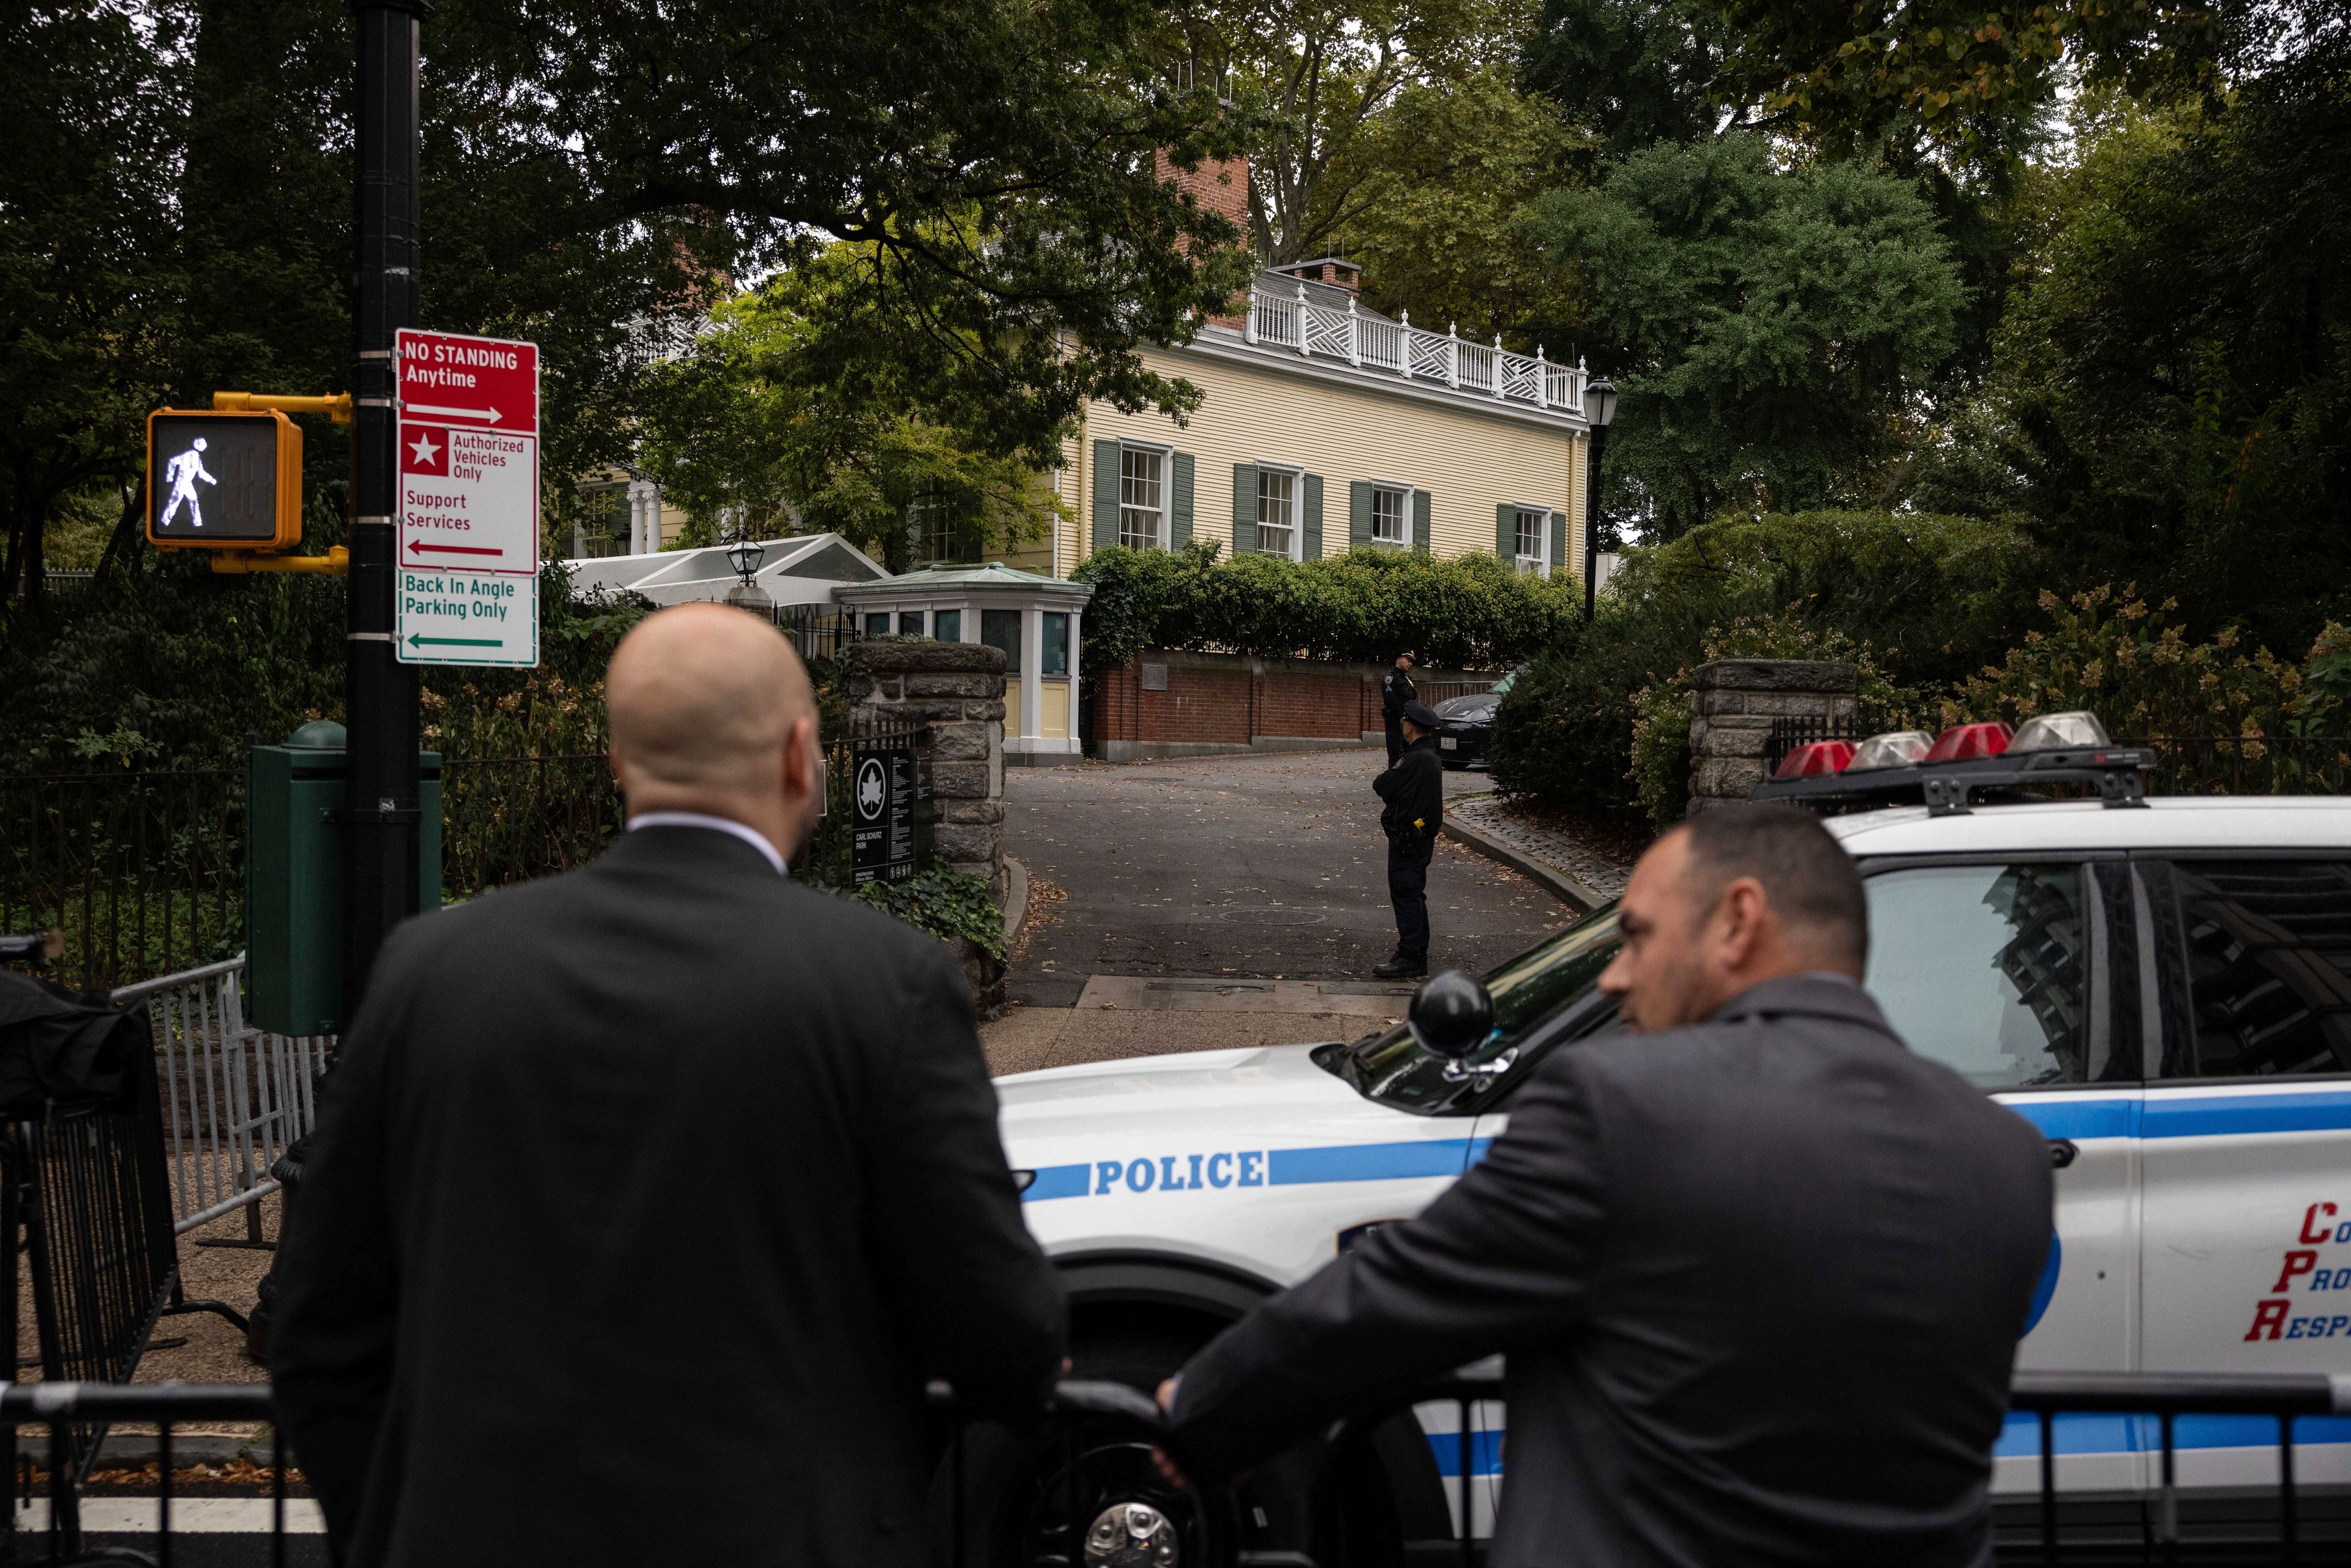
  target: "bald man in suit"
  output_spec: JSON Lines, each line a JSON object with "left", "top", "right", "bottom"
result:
{"left": 271, "top": 604, "right": 1064, "bottom": 1567}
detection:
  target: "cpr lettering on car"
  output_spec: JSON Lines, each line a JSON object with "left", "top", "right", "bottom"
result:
{"left": 2243, "top": 1201, "right": 2351, "bottom": 1342}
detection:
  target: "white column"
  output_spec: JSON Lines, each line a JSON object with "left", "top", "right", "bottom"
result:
{"left": 1065, "top": 607, "right": 1082, "bottom": 754}
{"left": 1345, "top": 296, "right": 1360, "bottom": 366}
{"left": 1021, "top": 607, "right": 1043, "bottom": 741}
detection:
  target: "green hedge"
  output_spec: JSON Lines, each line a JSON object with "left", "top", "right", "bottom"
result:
{"left": 1074, "top": 541, "right": 1584, "bottom": 671}
{"left": 1490, "top": 511, "right": 2037, "bottom": 820}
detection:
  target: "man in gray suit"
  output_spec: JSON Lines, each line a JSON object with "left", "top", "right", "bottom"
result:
{"left": 272, "top": 605, "right": 1064, "bottom": 1567}
{"left": 1163, "top": 805, "right": 2051, "bottom": 1566}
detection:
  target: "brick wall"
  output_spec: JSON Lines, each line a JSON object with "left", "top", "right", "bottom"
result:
{"left": 1090, "top": 649, "right": 1494, "bottom": 762}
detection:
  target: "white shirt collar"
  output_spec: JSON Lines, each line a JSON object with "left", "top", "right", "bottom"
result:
{"left": 625, "top": 812, "right": 785, "bottom": 874}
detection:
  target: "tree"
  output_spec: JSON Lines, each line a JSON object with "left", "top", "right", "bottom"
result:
{"left": 1705, "top": 0, "right": 2329, "bottom": 167}
{"left": 1907, "top": 72, "right": 2351, "bottom": 653}
{"left": 1528, "top": 135, "right": 1963, "bottom": 535}
{"left": 1325, "top": 69, "right": 1586, "bottom": 342}
{"left": 635, "top": 243, "right": 1065, "bottom": 567}
{"left": 0, "top": 2, "right": 190, "bottom": 602}
{"left": 1163, "top": 0, "right": 1520, "bottom": 263}
{"left": 498, "top": 0, "right": 1255, "bottom": 471}
{"left": 1520, "top": 0, "right": 1739, "bottom": 153}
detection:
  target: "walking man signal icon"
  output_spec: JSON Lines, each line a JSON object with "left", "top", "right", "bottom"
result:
{"left": 160, "top": 438, "right": 219, "bottom": 528}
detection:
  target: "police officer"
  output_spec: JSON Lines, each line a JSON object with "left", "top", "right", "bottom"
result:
{"left": 1380, "top": 649, "right": 1419, "bottom": 767}
{"left": 1372, "top": 699, "right": 1443, "bottom": 978}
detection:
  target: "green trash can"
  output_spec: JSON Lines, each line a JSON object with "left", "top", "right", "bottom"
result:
{"left": 246, "top": 721, "right": 441, "bottom": 1037}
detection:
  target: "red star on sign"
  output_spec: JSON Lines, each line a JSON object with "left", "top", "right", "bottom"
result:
{"left": 400, "top": 425, "right": 447, "bottom": 475}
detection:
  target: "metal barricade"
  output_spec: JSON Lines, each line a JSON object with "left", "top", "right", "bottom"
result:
{"left": 4, "top": 1381, "right": 1234, "bottom": 1568}
{"left": 1324, "top": 1370, "right": 2351, "bottom": 1564}
{"left": 110, "top": 958, "right": 332, "bottom": 1240}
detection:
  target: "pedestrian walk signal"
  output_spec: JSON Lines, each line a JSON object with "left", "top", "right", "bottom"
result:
{"left": 146, "top": 410, "right": 302, "bottom": 549}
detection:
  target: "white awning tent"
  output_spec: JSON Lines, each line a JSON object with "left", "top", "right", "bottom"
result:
{"left": 560, "top": 534, "right": 888, "bottom": 608}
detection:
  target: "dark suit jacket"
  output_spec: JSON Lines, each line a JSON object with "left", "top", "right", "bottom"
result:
{"left": 1169, "top": 976, "right": 2052, "bottom": 1568}
{"left": 270, "top": 825, "right": 1065, "bottom": 1568}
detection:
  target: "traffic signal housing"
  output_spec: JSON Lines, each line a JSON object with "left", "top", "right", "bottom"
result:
{"left": 146, "top": 408, "right": 303, "bottom": 550}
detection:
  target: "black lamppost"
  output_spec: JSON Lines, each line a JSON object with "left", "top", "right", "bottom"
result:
{"left": 1581, "top": 376, "right": 1617, "bottom": 623}
{"left": 724, "top": 535, "right": 773, "bottom": 614}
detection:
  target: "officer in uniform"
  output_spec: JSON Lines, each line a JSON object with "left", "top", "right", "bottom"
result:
{"left": 1380, "top": 650, "right": 1418, "bottom": 767}
{"left": 1372, "top": 699, "right": 1444, "bottom": 978}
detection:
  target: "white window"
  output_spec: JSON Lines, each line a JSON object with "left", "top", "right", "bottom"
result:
{"left": 1370, "top": 484, "right": 1409, "bottom": 546}
{"left": 1515, "top": 506, "right": 1549, "bottom": 577}
{"left": 1120, "top": 446, "right": 1166, "bottom": 550}
{"left": 1256, "top": 467, "right": 1298, "bottom": 559}
{"left": 910, "top": 487, "right": 961, "bottom": 565}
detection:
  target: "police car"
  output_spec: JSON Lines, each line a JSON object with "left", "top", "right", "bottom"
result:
{"left": 987, "top": 712, "right": 2351, "bottom": 1563}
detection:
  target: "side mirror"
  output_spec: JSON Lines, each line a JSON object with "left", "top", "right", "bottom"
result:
{"left": 1408, "top": 970, "right": 1494, "bottom": 1061}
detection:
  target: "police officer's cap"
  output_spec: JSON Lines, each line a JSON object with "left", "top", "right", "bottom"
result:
{"left": 1401, "top": 700, "right": 1441, "bottom": 727}
{"left": 1395, "top": 649, "right": 1416, "bottom": 662}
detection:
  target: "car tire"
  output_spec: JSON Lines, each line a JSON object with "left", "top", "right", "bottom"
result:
{"left": 935, "top": 1326, "right": 1334, "bottom": 1567}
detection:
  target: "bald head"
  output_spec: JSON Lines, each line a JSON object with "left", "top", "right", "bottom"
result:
{"left": 607, "top": 604, "right": 821, "bottom": 855}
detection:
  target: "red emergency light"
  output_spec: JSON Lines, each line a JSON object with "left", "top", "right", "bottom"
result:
{"left": 1773, "top": 740, "right": 1856, "bottom": 779}
{"left": 1924, "top": 721, "right": 2014, "bottom": 763}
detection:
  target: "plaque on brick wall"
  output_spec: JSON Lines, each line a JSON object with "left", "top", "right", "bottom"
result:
{"left": 1141, "top": 662, "right": 1169, "bottom": 692}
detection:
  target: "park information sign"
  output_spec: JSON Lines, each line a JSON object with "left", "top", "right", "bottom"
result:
{"left": 394, "top": 329, "right": 541, "bottom": 667}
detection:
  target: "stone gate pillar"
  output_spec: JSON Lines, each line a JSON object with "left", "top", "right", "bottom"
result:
{"left": 1686, "top": 659, "right": 1859, "bottom": 816}
{"left": 847, "top": 639, "right": 1008, "bottom": 899}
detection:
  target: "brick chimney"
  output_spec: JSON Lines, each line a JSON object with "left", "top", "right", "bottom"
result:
{"left": 1271, "top": 257, "right": 1362, "bottom": 298}
{"left": 1159, "top": 149, "right": 1254, "bottom": 328}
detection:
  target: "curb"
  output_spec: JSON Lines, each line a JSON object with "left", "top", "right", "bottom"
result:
{"left": 1002, "top": 856, "right": 1031, "bottom": 952}
{"left": 1442, "top": 816, "right": 1607, "bottom": 913}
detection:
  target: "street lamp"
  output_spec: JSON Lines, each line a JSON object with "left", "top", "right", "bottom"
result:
{"left": 724, "top": 535, "right": 773, "bottom": 615}
{"left": 1581, "top": 377, "right": 1617, "bottom": 623}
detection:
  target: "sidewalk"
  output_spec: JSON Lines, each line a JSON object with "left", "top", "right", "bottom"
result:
{"left": 1443, "top": 793, "right": 1640, "bottom": 908}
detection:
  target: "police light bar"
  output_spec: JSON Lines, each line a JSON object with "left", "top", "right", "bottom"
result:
{"left": 1923, "top": 721, "right": 2012, "bottom": 762}
{"left": 1847, "top": 730, "right": 1933, "bottom": 771}
{"left": 1773, "top": 740, "right": 1854, "bottom": 779}
{"left": 1752, "top": 711, "right": 2154, "bottom": 816}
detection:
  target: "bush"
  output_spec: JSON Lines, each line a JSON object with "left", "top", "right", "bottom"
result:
{"left": 1073, "top": 539, "right": 1584, "bottom": 670}
{"left": 1490, "top": 509, "right": 2035, "bottom": 819}
{"left": 0, "top": 562, "right": 650, "bottom": 771}
{"left": 1949, "top": 585, "right": 2306, "bottom": 740}
{"left": 837, "top": 866, "right": 1008, "bottom": 962}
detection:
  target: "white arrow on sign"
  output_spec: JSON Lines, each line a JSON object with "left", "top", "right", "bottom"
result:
{"left": 403, "top": 403, "right": 503, "bottom": 422}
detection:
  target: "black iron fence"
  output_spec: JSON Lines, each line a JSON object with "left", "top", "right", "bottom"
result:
{"left": 5, "top": 723, "right": 932, "bottom": 990}
{"left": 1, "top": 1378, "right": 1223, "bottom": 1568}
{"left": 439, "top": 755, "right": 622, "bottom": 899}
{"left": 1332, "top": 1370, "right": 2351, "bottom": 1566}
{"left": 0, "top": 770, "right": 242, "bottom": 996}
{"left": 1762, "top": 716, "right": 2351, "bottom": 797}
{"left": 9, "top": 1372, "right": 2345, "bottom": 1565}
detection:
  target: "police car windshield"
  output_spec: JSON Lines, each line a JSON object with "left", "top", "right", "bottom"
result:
{"left": 1322, "top": 904, "right": 1622, "bottom": 1114}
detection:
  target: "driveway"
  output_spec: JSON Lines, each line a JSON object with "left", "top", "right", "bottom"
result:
{"left": 1000, "top": 748, "right": 1572, "bottom": 1010}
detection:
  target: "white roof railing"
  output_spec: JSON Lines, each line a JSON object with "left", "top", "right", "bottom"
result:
{"left": 1243, "top": 281, "right": 1586, "bottom": 418}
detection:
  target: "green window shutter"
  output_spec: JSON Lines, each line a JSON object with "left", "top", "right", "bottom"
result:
{"left": 1232, "top": 462, "right": 1259, "bottom": 553}
{"left": 1349, "top": 480, "right": 1372, "bottom": 550}
{"left": 1302, "top": 474, "right": 1324, "bottom": 559}
{"left": 1171, "top": 451, "right": 1194, "bottom": 550}
{"left": 1496, "top": 503, "right": 1515, "bottom": 560}
{"left": 1412, "top": 490, "right": 1431, "bottom": 555}
{"left": 1551, "top": 509, "right": 1569, "bottom": 581}
{"left": 1092, "top": 439, "right": 1120, "bottom": 553}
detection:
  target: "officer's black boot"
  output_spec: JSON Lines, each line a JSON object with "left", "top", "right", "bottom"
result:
{"left": 1374, "top": 950, "right": 1428, "bottom": 980}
